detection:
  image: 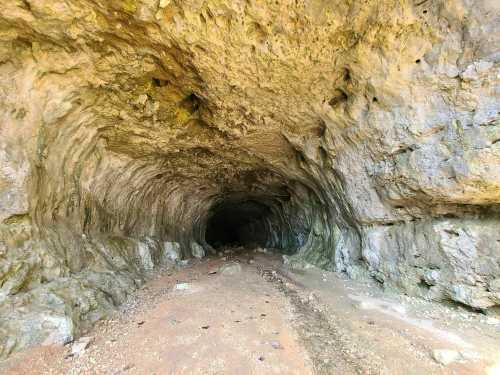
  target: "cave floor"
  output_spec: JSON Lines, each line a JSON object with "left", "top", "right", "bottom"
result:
{"left": 1, "top": 249, "right": 499, "bottom": 375}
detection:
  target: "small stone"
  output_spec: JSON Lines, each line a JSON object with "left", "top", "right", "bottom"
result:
{"left": 163, "top": 242, "right": 181, "bottom": 263}
{"left": 191, "top": 242, "right": 205, "bottom": 259}
{"left": 432, "top": 349, "right": 461, "bottom": 365}
{"left": 174, "top": 283, "right": 190, "bottom": 291}
{"left": 71, "top": 336, "right": 92, "bottom": 356}
{"left": 219, "top": 262, "right": 242, "bottom": 276}
{"left": 122, "top": 363, "right": 134, "bottom": 372}
{"left": 460, "top": 349, "right": 480, "bottom": 361}
{"left": 485, "top": 317, "right": 500, "bottom": 325}
{"left": 270, "top": 340, "right": 282, "bottom": 349}
{"left": 308, "top": 292, "right": 316, "bottom": 302}
{"left": 423, "top": 270, "right": 440, "bottom": 286}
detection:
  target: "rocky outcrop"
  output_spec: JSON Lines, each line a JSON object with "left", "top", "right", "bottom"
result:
{"left": 0, "top": 0, "right": 498, "bottom": 358}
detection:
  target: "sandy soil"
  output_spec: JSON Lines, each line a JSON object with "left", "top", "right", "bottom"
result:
{"left": 1, "top": 249, "right": 499, "bottom": 375}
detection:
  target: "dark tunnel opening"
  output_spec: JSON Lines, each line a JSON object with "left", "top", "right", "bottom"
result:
{"left": 205, "top": 200, "right": 272, "bottom": 249}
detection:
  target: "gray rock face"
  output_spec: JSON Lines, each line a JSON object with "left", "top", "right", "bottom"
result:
{"left": 190, "top": 242, "right": 205, "bottom": 259}
{"left": 163, "top": 242, "right": 181, "bottom": 263}
{"left": 0, "top": 0, "right": 498, "bottom": 358}
{"left": 361, "top": 219, "right": 500, "bottom": 309}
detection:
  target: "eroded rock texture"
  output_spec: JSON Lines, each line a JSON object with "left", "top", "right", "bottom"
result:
{"left": 0, "top": 0, "right": 499, "bottom": 357}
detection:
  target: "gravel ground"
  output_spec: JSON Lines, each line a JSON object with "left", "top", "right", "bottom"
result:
{"left": 1, "top": 248, "right": 499, "bottom": 375}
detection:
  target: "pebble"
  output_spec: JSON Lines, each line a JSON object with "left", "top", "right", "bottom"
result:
{"left": 485, "top": 317, "right": 500, "bottom": 325}
{"left": 432, "top": 349, "right": 461, "bottom": 365}
{"left": 191, "top": 242, "right": 205, "bottom": 259}
{"left": 174, "top": 283, "right": 190, "bottom": 291}
{"left": 270, "top": 340, "right": 283, "bottom": 349}
{"left": 71, "top": 336, "right": 92, "bottom": 356}
{"left": 460, "top": 349, "right": 480, "bottom": 361}
{"left": 219, "top": 262, "right": 242, "bottom": 275}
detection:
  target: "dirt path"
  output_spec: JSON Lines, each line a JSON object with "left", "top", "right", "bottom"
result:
{"left": 1, "top": 250, "right": 499, "bottom": 375}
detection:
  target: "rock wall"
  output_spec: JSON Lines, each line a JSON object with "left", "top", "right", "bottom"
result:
{"left": 0, "top": 0, "right": 498, "bottom": 358}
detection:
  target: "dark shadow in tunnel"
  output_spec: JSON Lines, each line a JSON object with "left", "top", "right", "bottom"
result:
{"left": 205, "top": 200, "right": 271, "bottom": 249}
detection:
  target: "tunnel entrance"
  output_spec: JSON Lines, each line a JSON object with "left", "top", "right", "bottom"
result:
{"left": 205, "top": 200, "right": 272, "bottom": 249}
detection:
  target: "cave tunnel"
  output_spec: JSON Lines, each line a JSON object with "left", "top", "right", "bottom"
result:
{"left": 198, "top": 182, "right": 326, "bottom": 256}
{"left": 2, "top": 0, "right": 499, "bottom": 363}
{"left": 205, "top": 199, "right": 273, "bottom": 249}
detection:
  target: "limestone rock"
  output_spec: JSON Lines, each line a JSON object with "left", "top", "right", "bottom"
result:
{"left": 71, "top": 336, "right": 92, "bottom": 356}
{"left": 163, "top": 242, "right": 181, "bottom": 263}
{"left": 449, "top": 284, "right": 494, "bottom": 310}
{"left": 489, "top": 279, "right": 500, "bottom": 292}
{"left": 432, "top": 349, "right": 461, "bottom": 366}
{"left": 190, "top": 242, "right": 205, "bottom": 259}
{"left": 219, "top": 263, "right": 242, "bottom": 276}
{"left": 173, "top": 283, "right": 190, "bottom": 291}
{"left": 137, "top": 241, "right": 154, "bottom": 271}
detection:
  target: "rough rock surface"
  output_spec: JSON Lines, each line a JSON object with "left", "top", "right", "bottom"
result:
{"left": 432, "top": 349, "right": 461, "bottom": 366}
{"left": 190, "top": 241, "right": 205, "bottom": 259}
{"left": 219, "top": 262, "right": 243, "bottom": 276}
{"left": 0, "top": 0, "right": 499, "bottom": 358}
